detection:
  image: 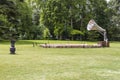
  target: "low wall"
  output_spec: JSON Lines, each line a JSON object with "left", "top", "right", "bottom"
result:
{"left": 40, "top": 44, "right": 102, "bottom": 48}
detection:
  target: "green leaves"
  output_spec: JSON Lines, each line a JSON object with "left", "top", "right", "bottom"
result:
{"left": 0, "top": 0, "right": 31, "bottom": 40}
{"left": 107, "top": 0, "right": 120, "bottom": 40}
{"left": 70, "top": 29, "right": 84, "bottom": 36}
{"left": 0, "top": 0, "right": 118, "bottom": 40}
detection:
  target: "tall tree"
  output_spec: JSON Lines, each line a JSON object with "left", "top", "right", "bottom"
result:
{"left": 108, "top": 0, "right": 120, "bottom": 40}
{"left": 0, "top": 0, "right": 114, "bottom": 41}
{"left": 0, "top": 0, "right": 34, "bottom": 40}
{"left": 0, "top": 0, "right": 20, "bottom": 40}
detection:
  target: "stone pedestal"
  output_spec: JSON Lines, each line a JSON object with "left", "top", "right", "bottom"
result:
{"left": 10, "top": 47, "right": 16, "bottom": 54}
{"left": 98, "top": 41, "right": 110, "bottom": 47}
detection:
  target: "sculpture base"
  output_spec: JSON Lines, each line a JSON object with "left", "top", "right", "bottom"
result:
{"left": 10, "top": 47, "right": 16, "bottom": 54}
{"left": 98, "top": 41, "right": 110, "bottom": 47}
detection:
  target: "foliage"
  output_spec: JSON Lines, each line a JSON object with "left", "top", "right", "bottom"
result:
{"left": 0, "top": 0, "right": 119, "bottom": 41}
{"left": 70, "top": 29, "right": 83, "bottom": 35}
{"left": 39, "top": 0, "right": 112, "bottom": 40}
{"left": 0, "top": 0, "right": 20, "bottom": 40}
{"left": 43, "top": 27, "right": 51, "bottom": 39}
{"left": 107, "top": 0, "right": 120, "bottom": 40}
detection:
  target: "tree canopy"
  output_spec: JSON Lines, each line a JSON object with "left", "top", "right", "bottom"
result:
{"left": 0, "top": 0, "right": 119, "bottom": 41}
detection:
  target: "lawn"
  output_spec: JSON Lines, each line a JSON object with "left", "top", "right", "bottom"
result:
{"left": 0, "top": 40, "right": 120, "bottom": 80}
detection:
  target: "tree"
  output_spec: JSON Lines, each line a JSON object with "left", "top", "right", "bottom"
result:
{"left": 0, "top": 0, "right": 20, "bottom": 40}
{"left": 0, "top": 0, "right": 116, "bottom": 41}
{"left": 107, "top": 0, "right": 120, "bottom": 40}
{"left": 0, "top": 0, "right": 34, "bottom": 40}
{"left": 24, "top": 0, "right": 46, "bottom": 39}
{"left": 16, "top": 1, "right": 33, "bottom": 39}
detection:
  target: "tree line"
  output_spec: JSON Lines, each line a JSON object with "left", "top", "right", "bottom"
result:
{"left": 0, "top": 0, "right": 120, "bottom": 41}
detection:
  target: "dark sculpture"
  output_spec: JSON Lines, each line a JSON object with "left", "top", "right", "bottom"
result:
{"left": 10, "top": 40, "right": 16, "bottom": 54}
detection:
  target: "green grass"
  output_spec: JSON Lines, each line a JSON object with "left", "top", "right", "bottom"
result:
{"left": 0, "top": 40, "right": 120, "bottom": 80}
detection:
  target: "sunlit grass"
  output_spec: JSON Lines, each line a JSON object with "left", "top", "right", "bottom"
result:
{"left": 0, "top": 40, "right": 120, "bottom": 80}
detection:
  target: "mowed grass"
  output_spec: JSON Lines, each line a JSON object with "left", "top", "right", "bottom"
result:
{"left": 0, "top": 40, "right": 120, "bottom": 80}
